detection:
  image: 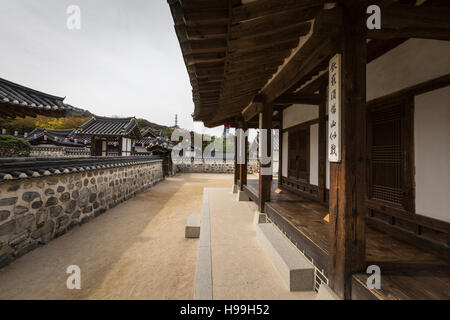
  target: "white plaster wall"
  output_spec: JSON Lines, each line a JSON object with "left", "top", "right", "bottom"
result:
{"left": 414, "top": 87, "right": 450, "bottom": 223}
{"left": 367, "top": 39, "right": 450, "bottom": 101}
{"left": 310, "top": 124, "right": 319, "bottom": 186}
{"left": 282, "top": 132, "right": 288, "bottom": 177}
{"left": 283, "top": 104, "right": 318, "bottom": 129}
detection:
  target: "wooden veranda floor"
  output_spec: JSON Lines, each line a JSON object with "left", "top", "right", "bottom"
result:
{"left": 244, "top": 179, "right": 450, "bottom": 300}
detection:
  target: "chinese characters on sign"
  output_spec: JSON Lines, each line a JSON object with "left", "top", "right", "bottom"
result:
{"left": 328, "top": 54, "right": 341, "bottom": 162}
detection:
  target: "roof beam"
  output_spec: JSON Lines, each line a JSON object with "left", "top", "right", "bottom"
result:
{"left": 273, "top": 93, "right": 323, "bottom": 106}
{"left": 228, "top": 22, "right": 310, "bottom": 52}
{"left": 232, "top": 0, "right": 326, "bottom": 23}
{"left": 230, "top": 7, "right": 318, "bottom": 39}
{"left": 241, "top": 7, "right": 342, "bottom": 122}
{"left": 181, "top": 39, "right": 227, "bottom": 54}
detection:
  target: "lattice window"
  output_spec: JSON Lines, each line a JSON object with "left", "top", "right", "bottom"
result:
{"left": 369, "top": 104, "right": 404, "bottom": 206}
{"left": 288, "top": 127, "right": 309, "bottom": 182}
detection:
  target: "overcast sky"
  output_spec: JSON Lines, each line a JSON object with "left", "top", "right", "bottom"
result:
{"left": 0, "top": 0, "right": 225, "bottom": 137}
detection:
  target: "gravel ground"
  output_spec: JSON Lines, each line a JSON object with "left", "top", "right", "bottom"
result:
{"left": 0, "top": 173, "right": 232, "bottom": 300}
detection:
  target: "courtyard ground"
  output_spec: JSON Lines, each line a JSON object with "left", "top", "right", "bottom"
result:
{"left": 0, "top": 173, "right": 231, "bottom": 300}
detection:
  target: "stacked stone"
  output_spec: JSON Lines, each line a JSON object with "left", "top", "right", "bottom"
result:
{"left": 175, "top": 161, "right": 259, "bottom": 174}
{"left": 30, "top": 146, "right": 91, "bottom": 158}
{"left": 0, "top": 161, "right": 163, "bottom": 268}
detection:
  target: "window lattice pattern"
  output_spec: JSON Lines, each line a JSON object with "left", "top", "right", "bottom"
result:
{"left": 371, "top": 106, "right": 404, "bottom": 206}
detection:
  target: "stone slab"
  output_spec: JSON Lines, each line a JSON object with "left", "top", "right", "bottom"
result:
{"left": 237, "top": 190, "right": 250, "bottom": 201}
{"left": 256, "top": 223, "right": 314, "bottom": 291}
{"left": 194, "top": 189, "right": 213, "bottom": 300}
{"left": 253, "top": 211, "right": 267, "bottom": 225}
{"left": 185, "top": 213, "right": 201, "bottom": 238}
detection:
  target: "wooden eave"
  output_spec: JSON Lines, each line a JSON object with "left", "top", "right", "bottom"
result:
{"left": 169, "top": 0, "right": 450, "bottom": 127}
{"left": 168, "top": 0, "right": 323, "bottom": 127}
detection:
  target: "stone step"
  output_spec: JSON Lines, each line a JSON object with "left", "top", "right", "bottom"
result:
{"left": 256, "top": 223, "right": 314, "bottom": 291}
{"left": 185, "top": 213, "right": 201, "bottom": 238}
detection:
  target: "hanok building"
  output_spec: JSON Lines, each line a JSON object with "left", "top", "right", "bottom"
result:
{"left": 169, "top": 0, "right": 450, "bottom": 299}
{"left": 134, "top": 127, "right": 161, "bottom": 152}
{"left": 26, "top": 128, "right": 90, "bottom": 147}
{"left": 74, "top": 116, "right": 142, "bottom": 156}
{"left": 145, "top": 131, "right": 174, "bottom": 177}
{"left": 0, "top": 77, "right": 70, "bottom": 119}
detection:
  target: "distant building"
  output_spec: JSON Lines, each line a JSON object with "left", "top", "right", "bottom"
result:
{"left": 26, "top": 128, "right": 90, "bottom": 147}
{"left": 74, "top": 116, "right": 142, "bottom": 156}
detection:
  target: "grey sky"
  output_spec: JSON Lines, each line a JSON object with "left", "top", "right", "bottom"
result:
{"left": 0, "top": 0, "right": 224, "bottom": 136}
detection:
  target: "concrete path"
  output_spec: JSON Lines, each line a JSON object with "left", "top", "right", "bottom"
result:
{"left": 209, "top": 188, "right": 316, "bottom": 300}
{"left": 0, "top": 174, "right": 232, "bottom": 300}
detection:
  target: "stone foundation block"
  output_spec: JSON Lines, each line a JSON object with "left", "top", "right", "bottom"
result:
{"left": 253, "top": 211, "right": 267, "bottom": 225}
{"left": 237, "top": 190, "right": 250, "bottom": 201}
{"left": 256, "top": 223, "right": 314, "bottom": 291}
{"left": 185, "top": 213, "right": 201, "bottom": 238}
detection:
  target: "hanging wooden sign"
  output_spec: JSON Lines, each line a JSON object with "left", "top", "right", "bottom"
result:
{"left": 328, "top": 54, "right": 342, "bottom": 163}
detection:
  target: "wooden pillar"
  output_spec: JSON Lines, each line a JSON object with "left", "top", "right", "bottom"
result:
{"left": 239, "top": 121, "right": 248, "bottom": 191}
{"left": 318, "top": 83, "right": 327, "bottom": 202}
{"left": 234, "top": 131, "right": 240, "bottom": 186}
{"left": 90, "top": 136, "right": 96, "bottom": 156}
{"left": 328, "top": 5, "right": 367, "bottom": 300}
{"left": 278, "top": 110, "right": 283, "bottom": 187}
{"left": 258, "top": 102, "right": 273, "bottom": 212}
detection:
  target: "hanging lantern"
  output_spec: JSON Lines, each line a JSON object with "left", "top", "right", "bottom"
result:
{"left": 24, "top": 132, "right": 28, "bottom": 138}
{"left": 113, "top": 141, "right": 117, "bottom": 147}
{"left": 2, "top": 129, "right": 6, "bottom": 134}
{"left": 64, "top": 138, "right": 68, "bottom": 143}
{"left": 54, "top": 136, "right": 59, "bottom": 141}
{"left": 84, "top": 139, "right": 88, "bottom": 145}
{"left": 141, "top": 142, "right": 145, "bottom": 148}
{"left": 33, "top": 134, "right": 37, "bottom": 139}
{"left": 74, "top": 138, "right": 78, "bottom": 144}
{"left": 14, "top": 131, "right": 18, "bottom": 137}
{"left": 132, "top": 142, "right": 136, "bottom": 147}
{"left": 44, "top": 135, "right": 47, "bottom": 141}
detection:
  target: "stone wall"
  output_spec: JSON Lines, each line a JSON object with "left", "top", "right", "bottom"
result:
{"left": 31, "top": 146, "right": 90, "bottom": 158}
{"left": 175, "top": 159, "right": 259, "bottom": 174}
{"left": 0, "top": 160, "right": 163, "bottom": 268}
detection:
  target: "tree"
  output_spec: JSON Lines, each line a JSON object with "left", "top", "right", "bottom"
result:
{"left": 0, "top": 135, "right": 32, "bottom": 157}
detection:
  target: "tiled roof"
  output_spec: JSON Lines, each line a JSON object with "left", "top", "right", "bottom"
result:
{"left": 26, "top": 128, "right": 90, "bottom": 146}
{"left": 0, "top": 77, "right": 71, "bottom": 118}
{"left": 75, "top": 116, "right": 143, "bottom": 139}
{"left": 141, "top": 127, "right": 164, "bottom": 139}
{"left": 141, "top": 128, "right": 157, "bottom": 138}
{"left": 0, "top": 156, "right": 161, "bottom": 184}
{"left": 137, "top": 135, "right": 173, "bottom": 151}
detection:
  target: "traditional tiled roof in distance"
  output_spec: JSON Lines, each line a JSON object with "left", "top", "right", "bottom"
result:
{"left": 26, "top": 128, "right": 90, "bottom": 146}
{"left": 75, "top": 116, "right": 143, "bottom": 139}
{"left": 0, "top": 77, "right": 71, "bottom": 118}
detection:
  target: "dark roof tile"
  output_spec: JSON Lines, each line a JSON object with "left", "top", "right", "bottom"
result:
{"left": 0, "top": 77, "right": 71, "bottom": 118}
